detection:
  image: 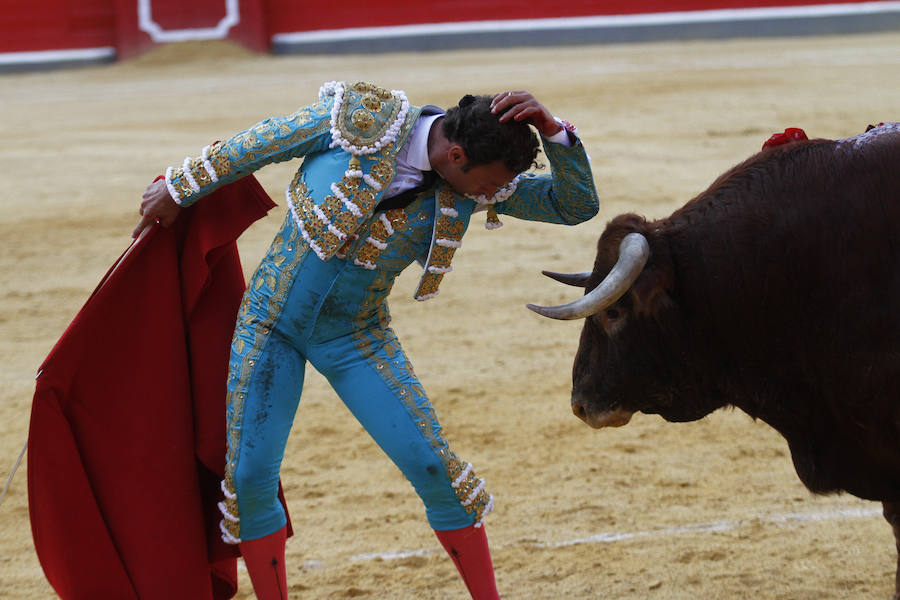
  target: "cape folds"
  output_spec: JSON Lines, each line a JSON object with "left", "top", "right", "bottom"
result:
{"left": 27, "top": 175, "right": 289, "bottom": 599}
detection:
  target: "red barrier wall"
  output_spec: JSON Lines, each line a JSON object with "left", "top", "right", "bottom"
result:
{"left": 1, "top": 0, "right": 115, "bottom": 53}
{"left": 263, "top": 0, "right": 881, "bottom": 33}
{"left": 1, "top": 0, "right": 267, "bottom": 55}
{"left": 0, "top": 0, "right": 894, "bottom": 57}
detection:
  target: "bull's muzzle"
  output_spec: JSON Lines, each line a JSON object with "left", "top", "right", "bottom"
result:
{"left": 571, "top": 394, "right": 634, "bottom": 428}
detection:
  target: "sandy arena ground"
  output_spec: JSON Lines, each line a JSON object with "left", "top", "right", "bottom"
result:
{"left": 2, "top": 31, "right": 900, "bottom": 599}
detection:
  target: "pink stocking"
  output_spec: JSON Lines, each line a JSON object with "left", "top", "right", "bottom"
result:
{"left": 239, "top": 526, "right": 288, "bottom": 600}
{"left": 434, "top": 524, "right": 500, "bottom": 599}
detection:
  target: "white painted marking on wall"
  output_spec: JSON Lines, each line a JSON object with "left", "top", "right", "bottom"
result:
{"left": 137, "top": 0, "right": 241, "bottom": 43}
{"left": 0, "top": 47, "right": 115, "bottom": 66}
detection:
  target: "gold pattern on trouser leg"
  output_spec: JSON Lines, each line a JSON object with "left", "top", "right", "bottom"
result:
{"left": 351, "top": 272, "right": 494, "bottom": 526}
{"left": 218, "top": 221, "right": 310, "bottom": 544}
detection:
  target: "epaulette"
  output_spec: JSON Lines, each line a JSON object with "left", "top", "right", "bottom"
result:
{"left": 318, "top": 81, "right": 410, "bottom": 156}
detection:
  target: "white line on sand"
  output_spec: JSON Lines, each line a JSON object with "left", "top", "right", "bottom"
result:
{"left": 347, "top": 504, "right": 883, "bottom": 563}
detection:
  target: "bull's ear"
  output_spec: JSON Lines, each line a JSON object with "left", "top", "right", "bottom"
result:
{"left": 630, "top": 267, "right": 673, "bottom": 317}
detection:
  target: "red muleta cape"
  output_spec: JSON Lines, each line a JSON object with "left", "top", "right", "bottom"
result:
{"left": 28, "top": 175, "right": 290, "bottom": 599}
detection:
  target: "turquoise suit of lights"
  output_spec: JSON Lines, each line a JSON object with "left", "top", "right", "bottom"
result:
{"left": 164, "top": 82, "right": 599, "bottom": 543}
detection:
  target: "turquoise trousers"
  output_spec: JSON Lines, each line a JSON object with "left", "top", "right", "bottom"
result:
{"left": 217, "top": 215, "right": 493, "bottom": 543}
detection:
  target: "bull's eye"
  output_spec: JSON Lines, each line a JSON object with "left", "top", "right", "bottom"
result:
{"left": 606, "top": 308, "right": 620, "bottom": 320}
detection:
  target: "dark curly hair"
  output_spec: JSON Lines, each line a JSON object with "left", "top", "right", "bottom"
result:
{"left": 441, "top": 94, "right": 540, "bottom": 174}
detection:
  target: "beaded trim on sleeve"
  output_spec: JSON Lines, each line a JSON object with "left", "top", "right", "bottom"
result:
{"left": 165, "top": 166, "right": 182, "bottom": 204}
{"left": 200, "top": 145, "right": 220, "bottom": 183}
{"left": 165, "top": 141, "right": 233, "bottom": 206}
{"left": 181, "top": 157, "right": 201, "bottom": 194}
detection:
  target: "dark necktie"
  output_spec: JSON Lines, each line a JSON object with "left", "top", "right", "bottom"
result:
{"left": 376, "top": 170, "right": 438, "bottom": 211}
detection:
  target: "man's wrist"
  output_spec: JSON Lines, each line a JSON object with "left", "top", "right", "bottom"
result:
{"left": 544, "top": 117, "right": 578, "bottom": 146}
{"left": 541, "top": 120, "right": 564, "bottom": 138}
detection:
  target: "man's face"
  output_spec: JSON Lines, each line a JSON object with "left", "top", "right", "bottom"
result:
{"left": 438, "top": 160, "right": 518, "bottom": 199}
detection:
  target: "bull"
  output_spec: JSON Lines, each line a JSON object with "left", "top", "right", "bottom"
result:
{"left": 528, "top": 123, "right": 900, "bottom": 598}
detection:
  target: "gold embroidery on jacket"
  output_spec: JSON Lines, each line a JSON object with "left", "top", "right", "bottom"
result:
{"left": 289, "top": 111, "right": 415, "bottom": 261}
{"left": 354, "top": 209, "right": 408, "bottom": 269}
{"left": 414, "top": 187, "right": 465, "bottom": 300}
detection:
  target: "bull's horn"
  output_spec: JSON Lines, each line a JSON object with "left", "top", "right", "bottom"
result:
{"left": 541, "top": 270, "right": 591, "bottom": 287}
{"left": 526, "top": 232, "right": 650, "bottom": 320}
